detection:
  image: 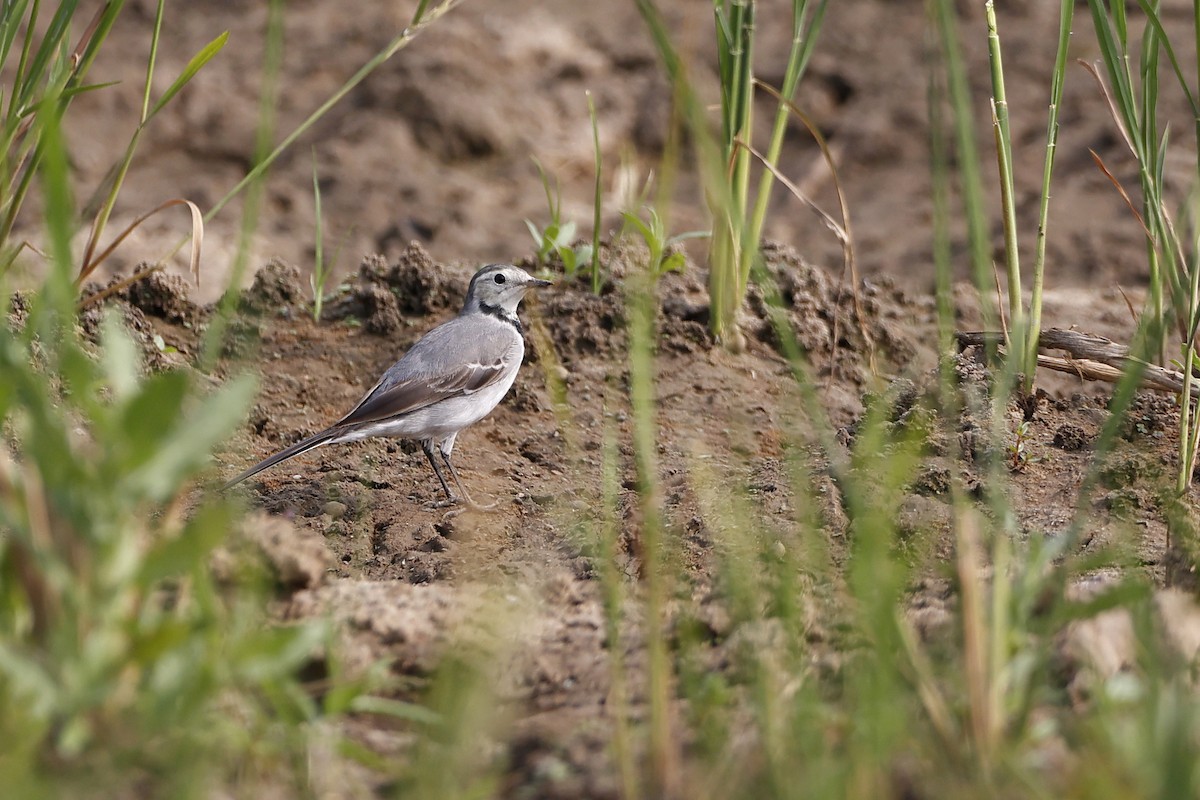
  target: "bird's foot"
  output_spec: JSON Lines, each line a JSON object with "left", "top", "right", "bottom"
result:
{"left": 423, "top": 497, "right": 461, "bottom": 511}
{"left": 422, "top": 495, "right": 499, "bottom": 514}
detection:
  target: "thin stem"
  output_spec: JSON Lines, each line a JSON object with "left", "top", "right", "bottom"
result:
{"left": 1026, "top": 0, "right": 1074, "bottom": 390}
{"left": 985, "top": 2, "right": 1025, "bottom": 375}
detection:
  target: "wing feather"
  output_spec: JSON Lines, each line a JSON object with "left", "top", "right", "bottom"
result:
{"left": 333, "top": 316, "right": 520, "bottom": 428}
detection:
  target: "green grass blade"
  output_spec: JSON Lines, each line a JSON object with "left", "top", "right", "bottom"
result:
{"left": 985, "top": 2, "right": 1024, "bottom": 367}
{"left": 148, "top": 31, "right": 228, "bottom": 120}
{"left": 1025, "top": 0, "right": 1075, "bottom": 386}
{"left": 587, "top": 90, "right": 602, "bottom": 294}
{"left": 1132, "top": 0, "right": 1200, "bottom": 118}
{"left": 18, "top": 0, "right": 76, "bottom": 107}
{"left": 141, "top": 0, "right": 165, "bottom": 122}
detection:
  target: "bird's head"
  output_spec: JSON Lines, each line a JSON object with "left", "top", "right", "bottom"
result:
{"left": 463, "top": 264, "right": 552, "bottom": 317}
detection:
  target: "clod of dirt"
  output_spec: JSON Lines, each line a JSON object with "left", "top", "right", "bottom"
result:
{"left": 914, "top": 463, "right": 952, "bottom": 496}
{"left": 1121, "top": 393, "right": 1174, "bottom": 441}
{"left": 744, "top": 242, "right": 925, "bottom": 383}
{"left": 286, "top": 581, "right": 473, "bottom": 675}
{"left": 360, "top": 283, "right": 403, "bottom": 335}
{"left": 387, "top": 242, "right": 464, "bottom": 314}
{"left": 539, "top": 286, "right": 624, "bottom": 362}
{"left": 323, "top": 244, "right": 467, "bottom": 328}
{"left": 244, "top": 511, "right": 332, "bottom": 591}
{"left": 1053, "top": 423, "right": 1090, "bottom": 451}
{"left": 78, "top": 299, "right": 171, "bottom": 371}
{"left": 896, "top": 494, "right": 951, "bottom": 540}
{"left": 658, "top": 273, "right": 715, "bottom": 354}
{"left": 1058, "top": 607, "right": 1136, "bottom": 705}
{"left": 1058, "top": 588, "right": 1200, "bottom": 705}
{"left": 123, "top": 267, "right": 197, "bottom": 324}
{"left": 357, "top": 242, "right": 463, "bottom": 314}
{"left": 1156, "top": 588, "right": 1200, "bottom": 663}
{"left": 6, "top": 291, "right": 29, "bottom": 330}
{"left": 241, "top": 258, "right": 304, "bottom": 314}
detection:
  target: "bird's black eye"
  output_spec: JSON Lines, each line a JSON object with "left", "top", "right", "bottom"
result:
{"left": 493, "top": 273, "right": 506, "bottom": 285}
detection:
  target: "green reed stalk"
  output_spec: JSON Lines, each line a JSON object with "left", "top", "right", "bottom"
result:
{"left": 709, "top": 0, "right": 753, "bottom": 345}
{"left": 742, "top": 0, "right": 827, "bottom": 300}
{"left": 708, "top": 0, "right": 827, "bottom": 346}
{"left": 1085, "top": 0, "right": 1200, "bottom": 495}
{"left": 1184, "top": 1, "right": 1200, "bottom": 490}
{"left": 588, "top": 90, "right": 603, "bottom": 295}
{"left": 1026, "top": 0, "right": 1074, "bottom": 390}
{"left": 985, "top": 2, "right": 1026, "bottom": 375}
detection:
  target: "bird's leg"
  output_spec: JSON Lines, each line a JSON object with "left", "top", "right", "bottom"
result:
{"left": 420, "top": 439, "right": 460, "bottom": 507}
{"left": 439, "top": 439, "right": 497, "bottom": 512}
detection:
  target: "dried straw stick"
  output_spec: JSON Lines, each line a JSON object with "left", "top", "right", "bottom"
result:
{"left": 956, "top": 327, "right": 1200, "bottom": 400}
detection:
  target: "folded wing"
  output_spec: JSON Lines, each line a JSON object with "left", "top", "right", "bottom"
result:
{"left": 334, "top": 316, "right": 519, "bottom": 428}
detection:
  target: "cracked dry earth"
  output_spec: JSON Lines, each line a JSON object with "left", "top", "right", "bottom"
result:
{"left": 85, "top": 242, "right": 1200, "bottom": 797}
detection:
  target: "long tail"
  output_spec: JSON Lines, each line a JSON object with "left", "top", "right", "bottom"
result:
{"left": 221, "top": 428, "right": 340, "bottom": 490}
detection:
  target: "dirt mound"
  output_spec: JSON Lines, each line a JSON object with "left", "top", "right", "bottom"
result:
{"left": 123, "top": 267, "right": 197, "bottom": 324}
{"left": 241, "top": 258, "right": 305, "bottom": 314}
{"left": 319, "top": 243, "right": 472, "bottom": 334}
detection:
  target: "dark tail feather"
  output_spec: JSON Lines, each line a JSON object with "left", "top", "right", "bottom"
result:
{"left": 221, "top": 428, "right": 339, "bottom": 490}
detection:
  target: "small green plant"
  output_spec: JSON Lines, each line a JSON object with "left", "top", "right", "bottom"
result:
{"left": 311, "top": 149, "right": 327, "bottom": 322}
{"left": 1006, "top": 420, "right": 1042, "bottom": 472}
{"left": 1075, "top": 3, "right": 1200, "bottom": 501}
{"left": 524, "top": 156, "right": 594, "bottom": 278}
{"left": 308, "top": 150, "right": 351, "bottom": 322}
{"left": 709, "top": 0, "right": 827, "bottom": 344}
{"left": 620, "top": 205, "right": 708, "bottom": 278}
{"left": 0, "top": 160, "right": 325, "bottom": 789}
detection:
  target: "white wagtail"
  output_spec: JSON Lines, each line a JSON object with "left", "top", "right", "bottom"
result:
{"left": 222, "top": 264, "right": 551, "bottom": 508}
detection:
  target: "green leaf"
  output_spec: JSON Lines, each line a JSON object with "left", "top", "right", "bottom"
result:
{"left": 524, "top": 219, "right": 543, "bottom": 248}
{"left": 232, "top": 622, "right": 327, "bottom": 684}
{"left": 668, "top": 229, "right": 711, "bottom": 245}
{"left": 554, "top": 220, "right": 576, "bottom": 248}
{"left": 59, "top": 80, "right": 121, "bottom": 101}
{"left": 349, "top": 694, "right": 442, "bottom": 726}
{"left": 116, "top": 370, "right": 189, "bottom": 469}
{"left": 100, "top": 310, "right": 141, "bottom": 401}
{"left": 621, "top": 210, "right": 653, "bottom": 243}
{"left": 0, "top": 642, "right": 58, "bottom": 718}
{"left": 148, "top": 31, "right": 229, "bottom": 120}
{"left": 660, "top": 252, "right": 686, "bottom": 274}
{"left": 138, "top": 500, "right": 233, "bottom": 586}
{"left": 124, "top": 373, "right": 256, "bottom": 502}
{"left": 560, "top": 247, "right": 577, "bottom": 275}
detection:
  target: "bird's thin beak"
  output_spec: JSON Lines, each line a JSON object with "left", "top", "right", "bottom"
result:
{"left": 528, "top": 278, "right": 553, "bottom": 288}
